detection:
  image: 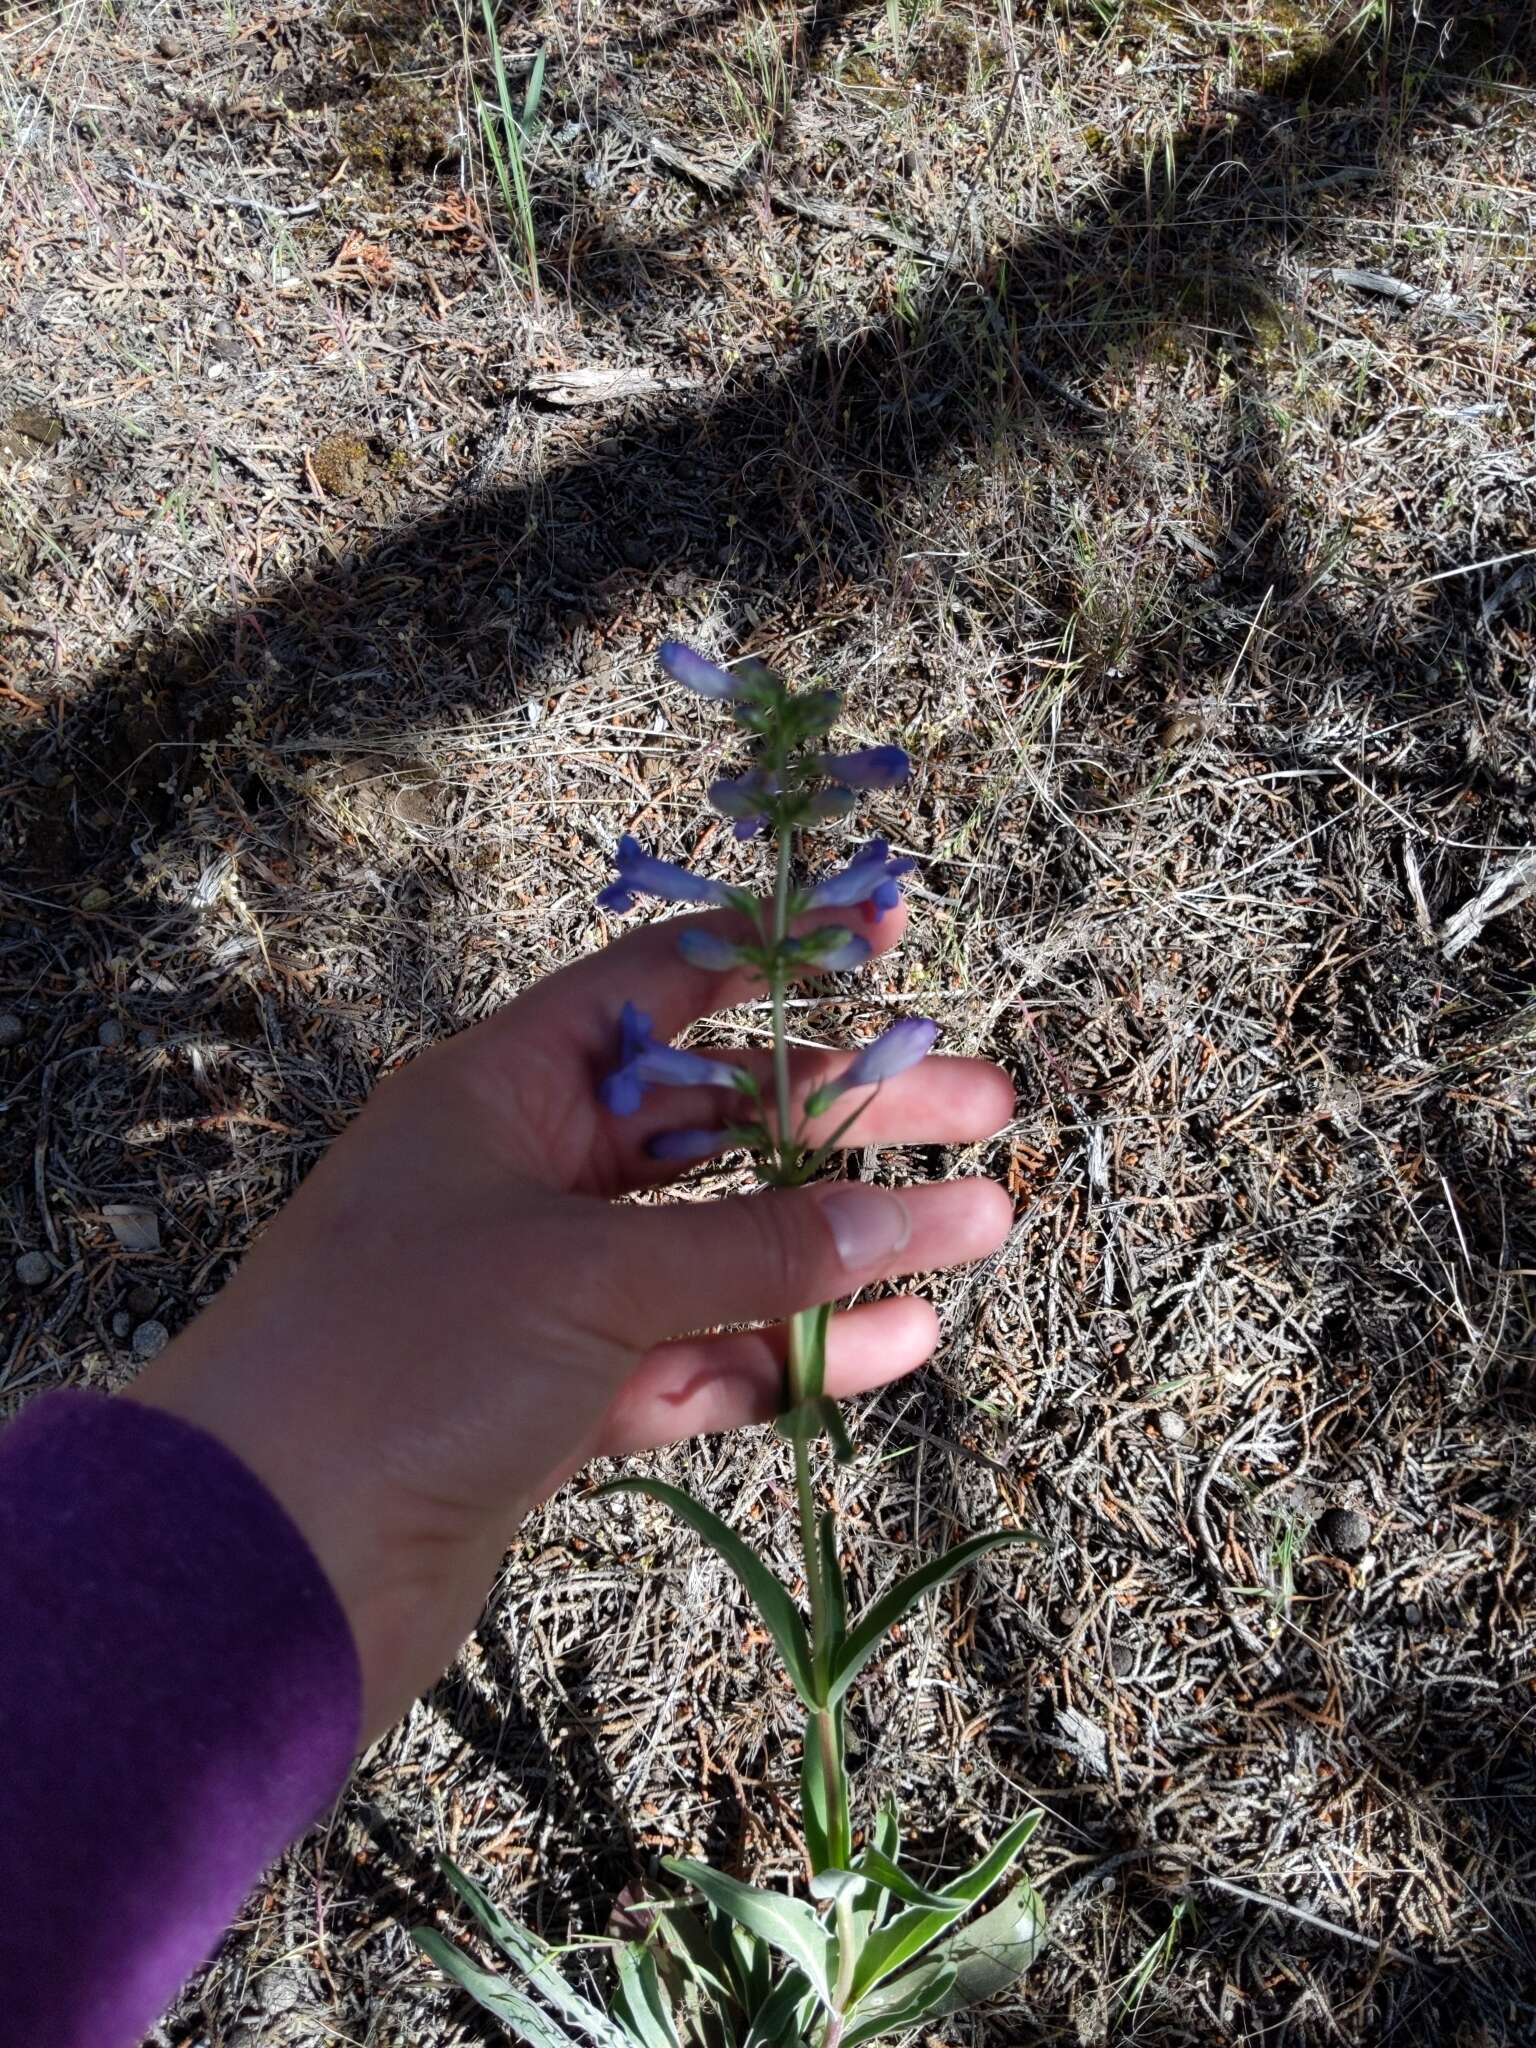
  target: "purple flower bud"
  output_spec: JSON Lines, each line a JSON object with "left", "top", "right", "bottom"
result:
{"left": 791, "top": 927, "right": 872, "bottom": 973}
{"left": 804, "top": 786, "right": 857, "bottom": 825}
{"left": 709, "top": 771, "right": 776, "bottom": 821}
{"left": 816, "top": 747, "right": 911, "bottom": 791}
{"left": 600, "top": 1001, "right": 752, "bottom": 1115}
{"left": 646, "top": 1126, "right": 727, "bottom": 1162}
{"left": 804, "top": 1017, "right": 939, "bottom": 1114}
{"left": 805, "top": 838, "right": 916, "bottom": 914}
{"left": 659, "top": 640, "right": 740, "bottom": 699}
{"left": 599, "top": 834, "right": 732, "bottom": 914}
{"left": 677, "top": 930, "right": 746, "bottom": 972}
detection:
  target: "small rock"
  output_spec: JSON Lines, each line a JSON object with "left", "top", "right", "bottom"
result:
{"left": 97, "top": 1018, "right": 124, "bottom": 1047}
{"left": 1316, "top": 1506, "right": 1370, "bottom": 1560}
{"left": 1157, "top": 1408, "right": 1188, "bottom": 1443}
{"left": 131, "top": 1319, "right": 170, "bottom": 1360}
{"left": 1400, "top": 1599, "right": 1423, "bottom": 1627}
{"left": 79, "top": 885, "right": 111, "bottom": 912}
{"left": 127, "top": 1282, "right": 160, "bottom": 1316}
{"left": 156, "top": 30, "right": 185, "bottom": 57}
{"left": 15, "top": 1250, "right": 52, "bottom": 1288}
{"left": 0, "top": 1012, "right": 24, "bottom": 1047}
{"left": 1110, "top": 1642, "right": 1136, "bottom": 1677}
{"left": 112, "top": 1310, "right": 132, "bottom": 1339}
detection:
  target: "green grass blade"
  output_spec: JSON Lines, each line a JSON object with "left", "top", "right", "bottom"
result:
{"left": 597, "top": 1477, "right": 817, "bottom": 1706}
{"left": 828, "top": 1529, "right": 1035, "bottom": 1706}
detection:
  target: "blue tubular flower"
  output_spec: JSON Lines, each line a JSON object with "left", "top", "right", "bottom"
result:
{"left": 600, "top": 1001, "right": 751, "bottom": 1115}
{"left": 677, "top": 930, "right": 747, "bottom": 972}
{"left": 805, "top": 1017, "right": 939, "bottom": 1114}
{"left": 659, "top": 640, "right": 741, "bottom": 699}
{"left": 646, "top": 1126, "right": 728, "bottom": 1162}
{"left": 805, "top": 838, "right": 917, "bottom": 914}
{"left": 816, "top": 746, "right": 911, "bottom": 791}
{"left": 598, "top": 834, "right": 733, "bottom": 914}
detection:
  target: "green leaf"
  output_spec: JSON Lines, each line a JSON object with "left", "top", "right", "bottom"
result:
{"left": 828, "top": 1529, "right": 1035, "bottom": 1707}
{"left": 807, "top": 1868, "right": 865, "bottom": 1905}
{"left": 800, "top": 1702, "right": 849, "bottom": 1875}
{"left": 434, "top": 1861, "right": 633, "bottom": 2048}
{"left": 741, "top": 1967, "right": 817, "bottom": 2048}
{"left": 848, "top": 1813, "right": 1042, "bottom": 2005}
{"left": 663, "top": 1860, "right": 833, "bottom": 2008}
{"left": 772, "top": 1399, "right": 852, "bottom": 1464}
{"left": 925, "top": 1877, "right": 1048, "bottom": 2014}
{"left": 597, "top": 1479, "right": 817, "bottom": 1707}
{"left": 412, "top": 1929, "right": 599, "bottom": 2048}
{"left": 655, "top": 1904, "right": 739, "bottom": 2017}
{"left": 613, "top": 1945, "right": 680, "bottom": 2048}
{"left": 521, "top": 45, "right": 547, "bottom": 128}
{"left": 842, "top": 1960, "right": 959, "bottom": 2046}
{"left": 852, "top": 1848, "right": 956, "bottom": 1911}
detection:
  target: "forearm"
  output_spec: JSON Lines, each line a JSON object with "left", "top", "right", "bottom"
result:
{"left": 0, "top": 1391, "right": 360, "bottom": 2048}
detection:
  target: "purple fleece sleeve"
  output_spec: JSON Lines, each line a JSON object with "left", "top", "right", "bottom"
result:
{"left": 0, "top": 1389, "right": 361, "bottom": 2048}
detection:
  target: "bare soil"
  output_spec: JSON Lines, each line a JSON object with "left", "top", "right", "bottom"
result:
{"left": 2, "top": 1, "right": 1534, "bottom": 2043}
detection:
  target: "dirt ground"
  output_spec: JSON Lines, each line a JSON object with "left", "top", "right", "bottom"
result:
{"left": 3, "top": 0, "right": 1535, "bottom": 2042}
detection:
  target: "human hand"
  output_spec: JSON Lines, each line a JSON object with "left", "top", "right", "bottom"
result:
{"left": 128, "top": 902, "right": 1014, "bottom": 1741}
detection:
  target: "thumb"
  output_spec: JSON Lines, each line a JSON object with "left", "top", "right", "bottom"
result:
{"left": 603, "top": 1177, "right": 1010, "bottom": 1342}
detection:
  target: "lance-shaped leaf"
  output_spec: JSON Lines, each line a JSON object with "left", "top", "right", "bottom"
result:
{"left": 742, "top": 1967, "right": 818, "bottom": 2048}
{"left": 412, "top": 1929, "right": 612, "bottom": 2048}
{"left": 613, "top": 1945, "right": 681, "bottom": 2048}
{"left": 827, "top": 1529, "right": 1036, "bottom": 1707}
{"left": 843, "top": 1959, "right": 959, "bottom": 2046}
{"left": 800, "top": 1702, "right": 850, "bottom": 1874}
{"left": 847, "top": 1812, "right": 1042, "bottom": 2005}
{"left": 654, "top": 1903, "right": 739, "bottom": 2017}
{"left": 663, "top": 1860, "right": 834, "bottom": 2009}
{"left": 598, "top": 1478, "right": 817, "bottom": 1707}
{"left": 773, "top": 1396, "right": 854, "bottom": 1464}
{"left": 851, "top": 1848, "right": 957, "bottom": 1911}
{"left": 433, "top": 1860, "right": 633, "bottom": 2048}
{"left": 924, "top": 1876, "right": 1048, "bottom": 2015}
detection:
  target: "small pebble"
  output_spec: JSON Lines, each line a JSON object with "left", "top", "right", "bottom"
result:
{"left": 1110, "top": 1642, "right": 1136, "bottom": 1676}
{"left": 0, "top": 1012, "right": 24, "bottom": 1047}
{"left": 1400, "top": 1599, "right": 1423, "bottom": 1627}
{"left": 112, "top": 1310, "right": 132, "bottom": 1339}
{"left": 1157, "top": 1408, "right": 1188, "bottom": 1443}
{"left": 131, "top": 1319, "right": 170, "bottom": 1360}
{"left": 97, "top": 1018, "right": 124, "bottom": 1047}
{"left": 127, "top": 1282, "right": 160, "bottom": 1317}
{"left": 1316, "top": 1506, "right": 1371, "bottom": 1560}
{"left": 15, "top": 1250, "right": 52, "bottom": 1288}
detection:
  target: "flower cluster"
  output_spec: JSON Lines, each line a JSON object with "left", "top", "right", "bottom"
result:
{"left": 595, "top": 641, "right": 935, "bottom": 1180}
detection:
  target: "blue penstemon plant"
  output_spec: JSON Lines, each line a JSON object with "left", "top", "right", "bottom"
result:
{"left": 413, "top": 643, "right": 1045, "bottom": 2047}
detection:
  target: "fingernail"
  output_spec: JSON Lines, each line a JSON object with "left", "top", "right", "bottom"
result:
{"left": 817, "top": 1186, "right": 911, "bottom": 1269}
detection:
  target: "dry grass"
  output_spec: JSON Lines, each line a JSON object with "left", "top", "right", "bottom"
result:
{"left": 2, "top": 0, "right": 1535, "bottom": 2042}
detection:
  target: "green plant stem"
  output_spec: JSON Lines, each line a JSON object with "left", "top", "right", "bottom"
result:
{"left": 770, "top": 826, "right": 795, "bottom": 1170}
